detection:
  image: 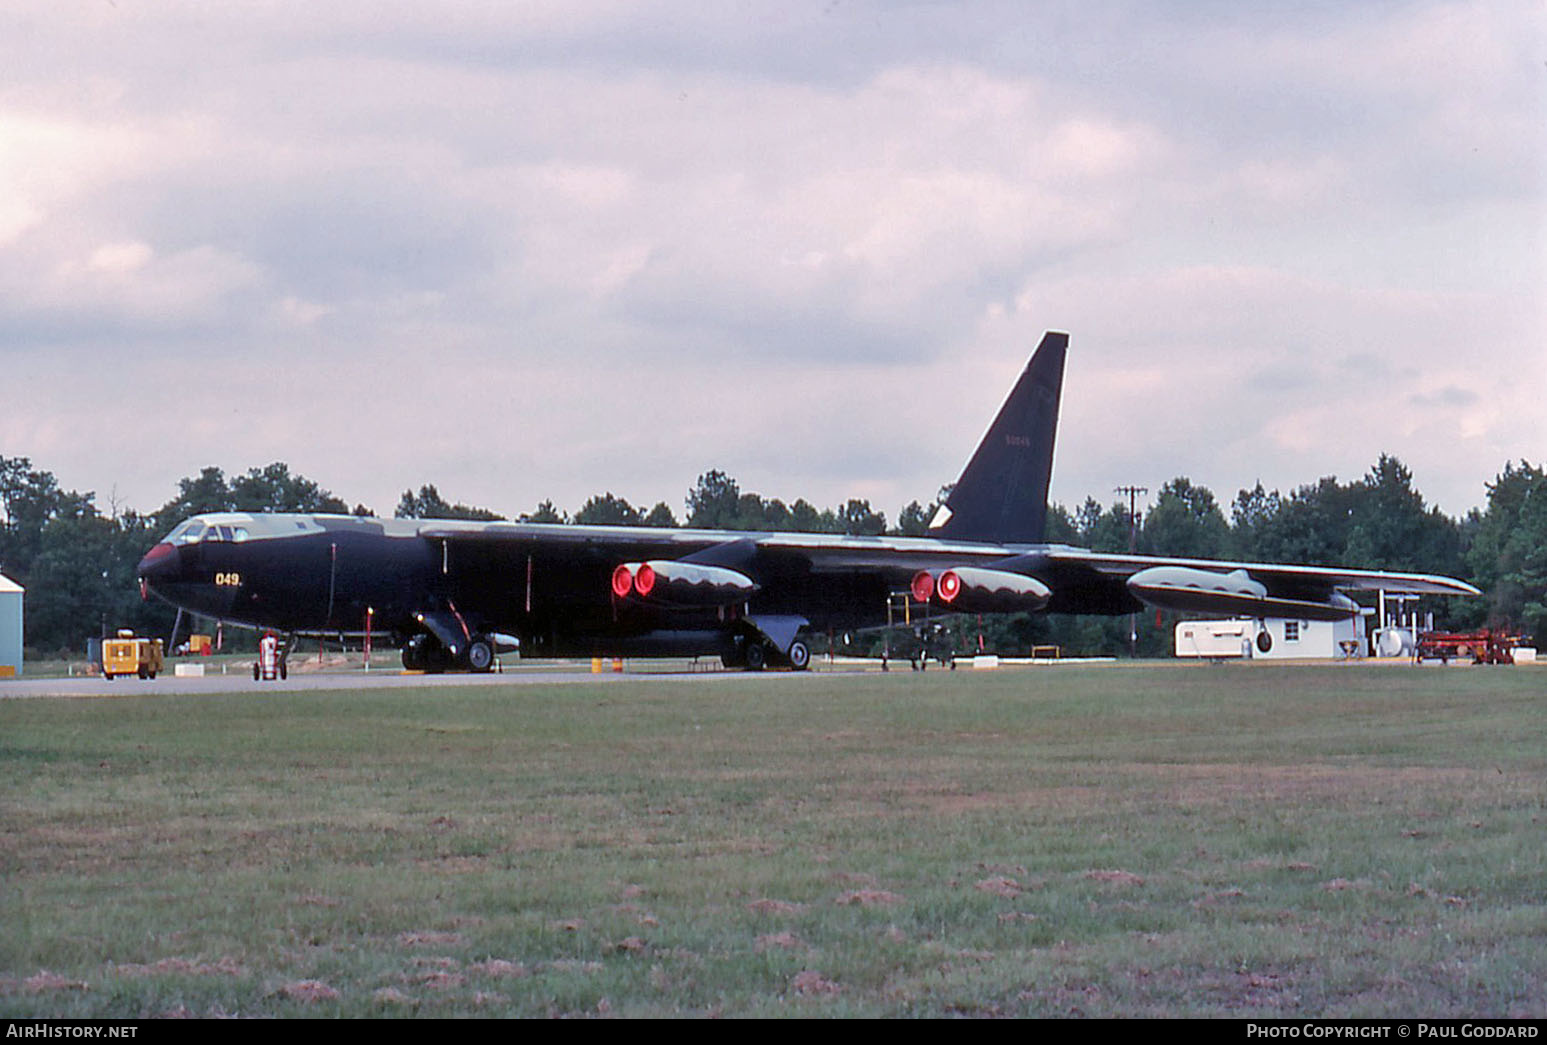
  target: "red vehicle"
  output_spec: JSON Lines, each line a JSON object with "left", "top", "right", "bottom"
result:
{"left": 253, "top": 632, "right": 288, "bottom": 681}
{"left": 1415, "top": 628, "right": 1523, "bottom": 665}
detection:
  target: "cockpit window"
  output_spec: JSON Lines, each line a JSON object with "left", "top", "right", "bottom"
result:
{"left": 160, "top": 513, "right": 300, "bottom": 544}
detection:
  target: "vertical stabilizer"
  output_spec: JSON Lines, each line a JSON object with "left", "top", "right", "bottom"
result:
{"left": 933, "top": 331, "right": 1067, "bottom": 545}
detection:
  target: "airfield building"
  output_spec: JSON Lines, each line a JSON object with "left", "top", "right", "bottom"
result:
{"left": 1175, "top": 614, "right": 1367, "bottom": 660}
{"left": 0, "top": 573, "right": 22, "bottom": 677}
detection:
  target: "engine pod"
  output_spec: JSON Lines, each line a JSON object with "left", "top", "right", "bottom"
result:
{"left": 616, "top": 560, "right": 759, "bottom": 607}
{"left": 930, "top": 567, "right": 1051, "bottom": 613}
{"left": 1126, "top": 566, "right": 1357, "bottom": 621}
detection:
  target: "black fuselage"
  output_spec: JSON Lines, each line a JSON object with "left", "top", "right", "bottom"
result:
{"left": 137, "top": 515, "right": 1089, "bottom": 660}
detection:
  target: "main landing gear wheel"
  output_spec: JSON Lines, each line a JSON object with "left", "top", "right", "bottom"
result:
{"left": 466, "top": 637, "right": 494, "bottom": 673}
{"left": 402, "top": 634, "right": 432, "bottom": 672}
{"left": 744, "top": 642, "right": 767, "bottom": 671}
{"left": 786, "top": 639, "right": 810, "bottom": 672}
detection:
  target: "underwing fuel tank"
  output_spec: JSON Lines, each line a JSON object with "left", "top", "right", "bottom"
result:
{"left": 611, "top": 560, "right": 759, "bottom": 607}
{"left": 1126, "top": 566, "right": 1359, "bottom": 621}
{"left": 911, "top": 567, "right": 1051, "bottom": 613}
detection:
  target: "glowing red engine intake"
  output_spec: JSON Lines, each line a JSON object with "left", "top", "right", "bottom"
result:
{"left": 633, "top": 563, "right": 656, "bottom": 598}
{"left": 611, "top": 563, "right": 634, "bottom": 598}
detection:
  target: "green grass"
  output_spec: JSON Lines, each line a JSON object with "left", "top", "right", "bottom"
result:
{"left": 2, "top": 664, "right": 1544, "bottom": 1017}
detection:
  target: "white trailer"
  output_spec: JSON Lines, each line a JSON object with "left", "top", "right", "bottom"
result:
{"left": 1175, "top": 614, "right": 1367, "bottom": 660}
{"left": 1174, "top": 619, "right": 1254, "bottom": 658}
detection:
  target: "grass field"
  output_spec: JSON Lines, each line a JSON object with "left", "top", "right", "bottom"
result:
{"left": 2, "top": 664, "right": 1544, "bottom": 1018}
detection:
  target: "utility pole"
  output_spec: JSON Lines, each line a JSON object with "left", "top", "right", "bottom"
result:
{"left": 1115, "top": 485, "right": 1148, "bottom": 657}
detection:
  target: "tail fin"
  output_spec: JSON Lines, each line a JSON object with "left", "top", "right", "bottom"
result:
{"left": 932, "top": 331, "right": 1067, "bottom": 545}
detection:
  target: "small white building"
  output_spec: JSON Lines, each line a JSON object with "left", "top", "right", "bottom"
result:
{"left": 0, "top": 573, "right": 22, "bottom": 677}
{"left": 1176, "top": 613, "right": 1367, "bottom": 660}
{"left": 1174, "top": 618, "right": 1255, "bottom": 658}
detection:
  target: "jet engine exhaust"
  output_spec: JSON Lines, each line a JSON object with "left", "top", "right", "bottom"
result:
{"left": 611, "top": 561, "right": 758, "bottom": 607}
{"left": 611, "top": 563, "right": 636, "bottom": 598}
{"left": 911, "top": 567, "right": 1051, "bottom": 613}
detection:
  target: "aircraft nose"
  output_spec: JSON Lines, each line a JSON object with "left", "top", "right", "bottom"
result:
{"left": 137, "top": 542, "right": 179, "bottom": 596}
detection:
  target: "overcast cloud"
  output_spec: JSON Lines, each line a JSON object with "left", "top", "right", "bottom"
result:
{"left": 1, "top": 0, "right": 1540, "bottom": 523}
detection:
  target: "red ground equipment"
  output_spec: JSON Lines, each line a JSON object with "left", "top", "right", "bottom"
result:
{"left": 254, "top": 632, "right": 288, "bottom": 680}
{"left": 1414, "top": 628, "right": 1524, "bottom": 665}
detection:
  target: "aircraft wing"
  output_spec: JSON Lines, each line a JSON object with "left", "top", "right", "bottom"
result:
{"left": 1036, "top": 548, "right": 1479, "bottom": 622}
{"left": 416, "top": 522, "right": 1479, "bottom": 623}
{"left": 1044, "top": 549, "right": 1480, "bottom": 594}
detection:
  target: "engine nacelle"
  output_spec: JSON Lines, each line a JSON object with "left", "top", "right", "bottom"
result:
{"left": 1128, "top": 566, "right": 1265, "bottom": 603}
{"left": 611, "top": 560, "right": 759, "bottom": 607}
{"left": 1126, "top": 566, "right": 1358, "bottom": 621}
{"left": 912, "top": 567, "right": 1051, "bottom": 613}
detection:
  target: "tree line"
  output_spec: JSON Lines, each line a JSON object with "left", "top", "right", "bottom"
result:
{"left": 0, "top": 453, "right": 1541, "bottom": 656}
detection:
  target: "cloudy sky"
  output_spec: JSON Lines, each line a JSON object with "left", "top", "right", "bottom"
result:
{"left": 1, "top": 1, "right": 1540, "bottom": 526}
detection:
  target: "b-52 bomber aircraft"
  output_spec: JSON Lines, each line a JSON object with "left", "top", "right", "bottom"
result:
{"left": 137, "top": 332, "right": 1478, "bottom": 671}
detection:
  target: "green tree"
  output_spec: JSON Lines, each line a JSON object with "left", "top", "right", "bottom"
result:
{"left": 735, "top": 492, "right": 774, "bottom": 530}
{"left": 642, "top": 502, "right": 678, "bottom": 528}
{"left": 686, "top": 470, "right": 741, "bottom": 528}
{"left": 1043, "top": 503, "right": 1079, "bottom": 544}
{"left": 1464, "top": 460, "right": 1547, "bottom": 642}
{"left": 154, "top": 466, "right": 232, "bottom": 531}
{"left": 838, "top": 499, "right": 886, "bottom": 536}
{"left": 1343, "top": 455, "right": 1462, "bottom": 577}
{"left": 1073, "top": 497, "right": 1136, "bottom": 553}
{"left": 0, "top": 457, "right": 62, "bottom": 580}
{"left": 1244, "top": 476, "right": 1358, "bottom": 567}
{"left": 1141, "top": 477, "right": 1229, "bottom": 559}
{"left": 1229, "top": 481, "right": 1282, "bottom": 560}
{"left": 26, "top": 494, "right": 118, "bottom": 651}
{"left": 230, "top": 463, "right": 348, "bottom": 514}
{"left": 573, "top": 493, "right": 642, "bottom": 526}
{"left": 895, "top": 499, "right": 937, "bottom": 536}
{"left": 787, "top": 499, "right": 833, "bottom": 533}
{"left": 521, "top": 500, "right": 566, "bottom": 524}
{"left": 3, "top": 481, "right": 174, "bottom": 653}
{"left": 396, "top": 484, "right": 504, "bottom": 521}
{"left": 758, "top": 497, "right": 791, "bottom": 531}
